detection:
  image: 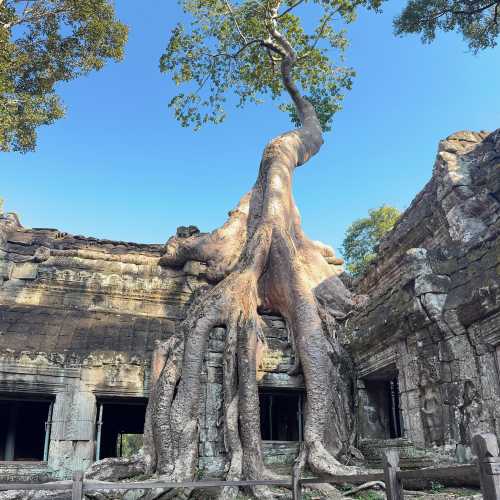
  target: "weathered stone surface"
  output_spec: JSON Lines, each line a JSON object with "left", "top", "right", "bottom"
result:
{"left": 0, "top": 128, "right": 498, "bottom": 485}
{"left": 0, "top": 219, "right": 211, "bottom": 482}
{"left": 345, "top": 129, "right": 500, "bottom": 462}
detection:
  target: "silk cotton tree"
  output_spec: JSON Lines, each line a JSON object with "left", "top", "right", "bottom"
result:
{"left": 89, "top": 0, "right": 380, "bottom": 497}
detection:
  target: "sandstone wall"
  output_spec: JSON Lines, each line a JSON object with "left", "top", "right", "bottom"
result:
{"left": 345, "top": 130, "right": 500, "bottom": 462}
{"left": 0, "top": 217, "right": 210, "bottom": 479}
{"left": 0, "top": 216, "right": 301, "bottom": 479}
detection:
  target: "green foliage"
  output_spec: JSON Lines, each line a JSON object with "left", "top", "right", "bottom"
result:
{"left": 0, "top": 197, "right": 3, "bottom": 214}
{"left": 0, "top": 0, "right": 128, "bottom": 152}
{"left": 161, "top": 0, "right": 384, "bottom": 131}
{"left": 341, "top": 204, "right": 400, "bottom": 277}
{"left": 353, "top": 492, "right": 384, "bottom": 500}
{"left": 394, "top": 0, "right": 500, "bottom": 51}
{"left": 430, "top": 481, "right": 445, "bottom": 493}
{"left": 117, "top": 433, "right": 143, "bottom": 458}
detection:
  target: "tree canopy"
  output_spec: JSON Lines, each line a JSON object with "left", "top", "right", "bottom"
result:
{"left": 0, "top": 0, "right": 127, "bottom": 153}
{"left": 2, "top": 0, "right": 497, "bottom": 154}
{"left": 162, "top": 0, "right": 383, "bottom": 132}
{"left": 394, "top": 0, "right": 500, "bottom": 51}
{"left": 342, "top": 204, "right": 400, "bottom": 277}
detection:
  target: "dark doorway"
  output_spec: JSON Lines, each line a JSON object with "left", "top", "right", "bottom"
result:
{"left": 96, "top": 398, "right": 147, "bottom": 460}
{"left": 0, "top": 396, "right": 53, "bottom": 461}
{"left": 259, "top": 389, "right": 304, "bottom": 441}
{"left": 363, "top": 376, "right": 402, "bottom": 439}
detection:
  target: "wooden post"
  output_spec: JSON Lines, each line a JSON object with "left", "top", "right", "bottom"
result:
{"left": 383, "top": 449, "right": 403, "bottom": 500}
{"left": 292, "top": 465, "right": 301, "bottom": 500}
{"left": 292, "top": 443, "right": 306, "bottom": 500}
{"left": 473, "top": 433, "right": 500, "bottom": 500}
{"left": 72, "top": 471, "right": 84, "bottom": 500}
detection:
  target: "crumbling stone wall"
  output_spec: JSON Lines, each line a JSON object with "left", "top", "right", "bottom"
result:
{"left": 0, "top": 218, "right": 210, "bottom": 479}
{"left": 0, "top": 217, "right": 301, "bottom": 479}
{"left": 344, "top": 130, "right": 500, "bottom": 462}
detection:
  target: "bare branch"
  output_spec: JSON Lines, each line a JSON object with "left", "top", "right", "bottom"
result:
{"left": 450, "top": 0, "right": 498, "bottom": 16}
{"left": 202, "top": 38, "right": 266, "bottom": 61}
{"left": 298, "top": 10, "right": 336, "bottom": 60}
{"left": 276, "top": 0, "right": 305, "bottom": 19}
{"left": 267, "top": 3, "right": 295, "bottom": 57}
{"left": 223, "top": 0, "right": 248, "bottom": 44}
{"left": 423, "top": 0, "right": 499, "bottom": 23}
{"left": 262, "top": 37, "right": 287, "bottom": 57}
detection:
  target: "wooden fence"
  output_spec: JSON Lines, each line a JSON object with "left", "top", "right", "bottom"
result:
{"left": 1, "top": 433, "right": 499, "bottom": 499}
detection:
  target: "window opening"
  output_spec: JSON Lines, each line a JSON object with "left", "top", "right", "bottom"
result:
{"left": 0, "top": 396, "right": 53, "bottom": 461}
{"left": 95, "top": 399, "right": 147, "bottom": 460}
{"left": 259, "top": 389, "right": 304, "bottom": 441}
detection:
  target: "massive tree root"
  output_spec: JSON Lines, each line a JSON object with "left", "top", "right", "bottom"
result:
{"left": 87, "top": 29, "right": 361, "bottom": 500}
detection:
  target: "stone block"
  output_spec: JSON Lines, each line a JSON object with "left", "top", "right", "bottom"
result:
{"left": 198, "top": 457, "right": 226, "bottom": 476}
{"left": 201, "top": 441, "right": 218, "bottom": 457}
{"left": 10, "top": 262, "right": 38, "bottom": 280}
{"left": 206, "top": 366, "right": 223, "bottom": 384}
{"left": 183, "top": 260, "right": 208, "bottom": 276}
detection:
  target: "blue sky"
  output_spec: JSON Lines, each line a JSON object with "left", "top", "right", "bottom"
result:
{"left": 1, "top": 1, "right": 499, "bottom": 255}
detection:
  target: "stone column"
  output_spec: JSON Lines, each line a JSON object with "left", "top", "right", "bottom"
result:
{"left": 48, "top": 386, "right": 96, "bottom": 479}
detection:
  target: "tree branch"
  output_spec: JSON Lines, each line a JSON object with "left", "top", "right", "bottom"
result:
{"left": 3, "top": 0, "right": 66, "bottom": 29}
{"left": 424, "top": 0, "right": 499, "bottom": 22}
{"left": 298, "top": 10, "right": 335, "bottom": 60}
{"left": 265, "top": 3, "right": 321, "bottom": 129}
{"left": 223, "top": 0, "right": 248, "bottom": 43}
{"left": 267, "top": 3, "right": 295, "bottom": 57}
{"left": 450, "top": 0, "right": 498, "bottom": 16}
{"left": 202, "top": 38, "right": 267, "bottom": 61}
{"left": 276, "top": 0, "right": 305, "bottom": 19}
{"left": 493, "top": 2, "right": 499, "bottom": 25}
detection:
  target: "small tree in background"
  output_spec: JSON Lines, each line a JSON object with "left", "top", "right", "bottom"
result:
{"left": 0, "top": 0, "right": 128, "bottom": 153}
{"left": 0, "top": 197, "right": 3, "bottom": 214}
{"left": 394, "top": 0, "right": 500, "bottom": 51}
{"left": 342, "top": 205, "right": 400, "bottom": 277}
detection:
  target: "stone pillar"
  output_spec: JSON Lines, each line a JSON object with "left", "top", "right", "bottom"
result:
{"left": 356, "top": 379, "right": 370, "bottom": 439}
{"left": 401, "top": 339, "right": 426, "bottom": 446}
{"left": 473, "top": 433, "right": 500, "bottom": 500}
{"left": 48, "top": 387, "right": 96, "bottom": 479}
{"left": 198, "top": 328, "right": 225, "bottom": 476}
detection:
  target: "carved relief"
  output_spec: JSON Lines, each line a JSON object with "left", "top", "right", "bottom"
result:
{"left": 419, "top": 361, "right": 445, "bottom": 446}
{"left": 458, "top": 380, "right": 483, "bottom": 445}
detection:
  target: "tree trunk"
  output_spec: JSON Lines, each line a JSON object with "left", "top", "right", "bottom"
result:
{"left": 86, "top": 33, "right": 359, "bottom": 500}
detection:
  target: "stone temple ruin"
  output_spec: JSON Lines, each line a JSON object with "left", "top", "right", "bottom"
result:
{"left": 0, "top": 130, "right": 499, "bottom": 484}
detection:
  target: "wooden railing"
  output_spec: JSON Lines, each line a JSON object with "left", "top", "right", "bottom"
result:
{"left": 0, "top": 433, "right": 498, "bottom": 499}
{"left": 294, "top": 433, "right": 500, "bottom": 500}
{"left": 0, "top": 476, "right": 292, "bottom": 500}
